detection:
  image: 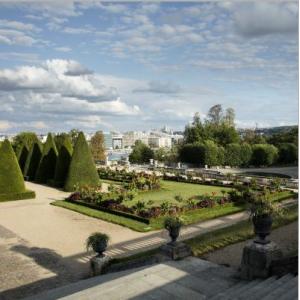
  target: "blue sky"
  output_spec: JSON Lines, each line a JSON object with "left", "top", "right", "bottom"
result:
{"left": 0, "top": 1, "right": 298, "bottom": 133}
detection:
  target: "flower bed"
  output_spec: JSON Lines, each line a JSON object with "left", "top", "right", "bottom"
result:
{"left": 98, "top": 168, "right": 162, "bottom": 191}
{"left": 67, "top": 186, "right": 232, "bottom": 221}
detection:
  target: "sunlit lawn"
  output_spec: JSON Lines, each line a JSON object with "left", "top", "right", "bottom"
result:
{"left": 126, "top": 180, "right": 233, "bottom": 208}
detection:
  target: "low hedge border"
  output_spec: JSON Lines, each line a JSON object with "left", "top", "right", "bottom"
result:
{"left": 0, "top": 190, "right": 36, "bottom": 202}
{"left": 66, "top": 199, "right": 150, "bottom": 224}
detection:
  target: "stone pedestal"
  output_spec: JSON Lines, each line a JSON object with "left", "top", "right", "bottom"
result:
{"left": 160, "top": 242, "right": 192, "bottom": 260}
{"left": 90, "top": 255, "right": 111, "bottom": 276}
{"left": 240, "top": 241, "right": 283, "bottom": 280}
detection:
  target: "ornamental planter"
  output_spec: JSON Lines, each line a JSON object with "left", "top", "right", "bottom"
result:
{"left": 92, "top": 239, "right": 108, "bottom": 256}
{"left": 168, "top": 225, "right": 181, "bottom": 244}
{"left": 252, "top": 214, "right": 273, "bottom": 244}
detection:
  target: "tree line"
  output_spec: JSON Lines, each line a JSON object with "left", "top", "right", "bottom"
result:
{"left": 179, "top": 105, "right": 297, "bottom": 167}
{"left": 129, "top": 104, "right": 298, "bottom": 167}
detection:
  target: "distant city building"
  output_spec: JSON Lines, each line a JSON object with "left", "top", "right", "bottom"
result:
{"left": 123, "top": 131, "right": 149, "bottom": 148}
{"left": 103, "top": 132, "right": 113, "bottom": 150}
{"left": 148, "top": 136, "right": 172, "bottom": 148}
{"left": 112, "top": 134, "right": 123, "bottom": 149}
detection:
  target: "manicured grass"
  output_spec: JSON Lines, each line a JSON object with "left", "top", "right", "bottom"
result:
{"left": 52, "top": 199, "right": 245, "bottom": 232}
{"left": 51, "top": 200, "right": 150, "bottom": 232}
{"left": 52, "top": 188, "right": 296, "bottom": 232}
{"left": 149, "top": 203, "right": 244, "bottom": 230}
{"left": 127, "top": 180, "right": 232, "bottom": 207}
{"left": 103, "top": 205, "right": 298, "bottom": 269}
{"left": 185, "top": 205, "right": 298, "bottom": 257}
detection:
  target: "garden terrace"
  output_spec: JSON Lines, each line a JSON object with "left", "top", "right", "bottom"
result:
{"left": 55, "top": 178, "right": 296, "bottom": 232}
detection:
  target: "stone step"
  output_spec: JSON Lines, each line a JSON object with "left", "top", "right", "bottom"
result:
{"left": 261, "top": 276, "right": 298, "bottom": 300}
{"left": 222, "top": 279, "right": 263, "bottom": 300}
{"left": 209, "top": 281, "right": 250, "bottom": 300}
{"left": 276, "top": 284, "right": 298, "bottom": 300}
{"left": 246, "top": 274, "right": 293, "bottom": 300}
{"left": 242, "top": 276, "right": 278, "bottom": 300}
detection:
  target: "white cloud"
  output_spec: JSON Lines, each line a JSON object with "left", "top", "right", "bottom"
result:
{"left": 233, "top": 2, "right": 298, "bottom": 37}
{"left": 0, "top": 59, "right": 142, "bottom": 132}
{"left": 0, "top": 19, "right": 40, "bottom": 32}
{"left": 0, "top": 29, "right": 37, "bottom": 46}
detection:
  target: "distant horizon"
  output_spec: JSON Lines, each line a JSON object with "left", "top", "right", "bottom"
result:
{"left": 0, "top": 123, "right": 297, "bottom": 136}
{"left": 0, "top": 1, "right": 298, "bottom": 134}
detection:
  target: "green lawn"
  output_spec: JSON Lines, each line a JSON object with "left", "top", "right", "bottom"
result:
{"left": 186, "top": 205, "right": 298, "bottom": 257}
{"left": 52, "top": 199, "right": 244, "bottom": 232}
{"left": 102, "top": 205, "right": 298, "bottom": 269}
{"left": 52, "top": 179, "right": 296, "bottom": 232}
{"left": 126, "top": 180, "right": 232, "bottom": 208}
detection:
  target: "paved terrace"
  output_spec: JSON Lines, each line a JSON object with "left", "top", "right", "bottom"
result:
{"left": 0, "top": 182, "right": 297, "bottom": 299}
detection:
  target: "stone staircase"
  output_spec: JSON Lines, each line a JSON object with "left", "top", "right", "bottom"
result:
{"left": 24, "top": 257, "right": 298, "bottom": 300}
{"left": 210, "top": 273, "right": 298, "bottom": 300}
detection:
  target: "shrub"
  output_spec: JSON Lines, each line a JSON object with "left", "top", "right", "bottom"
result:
{"left": 251, "top": 144, "right": 278, "bottom": 166}
{"left": 225, "top": 143, "right": 242, "bottom": 166}
{"left": 35, "top": 133, "right": 58, "bottom": 183}
{"left": 18, "top": 144, "right": 29, "bottom": 174}
{"left": 53, "top": 135, "right": 73, "bottom": 187}
{"left": 64, "top": 132, "right": 100, "bottom": 191}
{"left": 277, "top": 143, "right": 298, "bottom": 164}
{"left": 23, "top": 142, "right": 43, "bottom": 181}
{"left": 0, "top": 140, "right": 35, "bottom": 200}
{"left": 0, "top": 190, "right": 36, "bottom": 202}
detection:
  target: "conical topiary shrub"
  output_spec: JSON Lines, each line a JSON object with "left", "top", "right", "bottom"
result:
{"left": 64, "top": 132, "right": 99, "bottom": 191}
{"left": 54, "top": 135, "right": 73, "bottom": 187}
{"left": 35, "top": 133, "right": 58, "bottom": 184}
{"left": 24, "top": 142, "right": 43, "bottom": 181}
{"left": 18, "top": 144, "right": 29, "bottom": 174}
{"left": 0, "top": 140, "right": 35, "bottom": 201}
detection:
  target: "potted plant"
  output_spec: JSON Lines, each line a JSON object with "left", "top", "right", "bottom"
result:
{"left": 249, "top": 194, "right": 282, "bottom": 244}
{"left": 86, "top": 232, "right": 110, "bottom": 257}
{"left": 164, "top": 216, "right": 183, "bottom": 244}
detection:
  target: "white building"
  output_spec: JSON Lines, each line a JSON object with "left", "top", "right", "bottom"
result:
{"left": 112, "top": 134, "right": 123, "bottom": 149}
{"left": 122, "top": 131, "right": 149, "bottom": 148}
{"left": 148, "top": 136, "right": 172, "bottom": 148}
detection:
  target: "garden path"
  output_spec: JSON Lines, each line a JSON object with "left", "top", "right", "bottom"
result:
{"left": 0, "top": 182, "right": 297, "bottom": 299}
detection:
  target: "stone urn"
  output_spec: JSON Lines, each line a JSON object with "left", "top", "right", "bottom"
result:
{"left": 86, "top": 233, "right": 109, "bottom": 257}
{"left": 168, "top": 225, "right": 181, "bottom": 244}
{"left": 253, "top": 214, "right": 273, "bottom": 244}
{"left": 93, "top": 239, "right": 108, "bottom": 256}
{"left": 164, "top": 216, "right": 183, "bottom": 245}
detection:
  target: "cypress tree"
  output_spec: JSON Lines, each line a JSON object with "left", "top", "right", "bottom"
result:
{"left": 35, "top": 133, "right": 58, "bottom": 183}
{"left": 64, "top": 132, "right": 99, "bottom": 191}
{"left": 0, "top": 140, "right": 26, "bottom": 195}
{"left": 54, "top": 135, "right": 73, "bottom": 187}
{"left": 24, "top": 142, "right": 43, "bottom": 180}
{"left": 18, "top": 144, "right": 29, "bottom": 174}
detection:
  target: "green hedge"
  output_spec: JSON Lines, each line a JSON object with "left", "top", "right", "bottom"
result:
{"left": 0, "top": 140, "right": 27, "bottom": 194}
{"left": 54, "top": 136, "right": 73, "bottom": 187}
{"left": 67, "top": 199, "right": 150, "bottom": 224}
{"left": 18, "top": 145, "right": 29, "bottom": 174}
{"left": 64, "top": 132, "right": 99, "bottom": 191}
{"left": 24, "top": 142, "right": 43, "bottom": 180}
{"left": 35, "top": 133, "right": 58, "bottom": 183}
{"left": 0, "top": 190, "right": 36, "bottom": 202}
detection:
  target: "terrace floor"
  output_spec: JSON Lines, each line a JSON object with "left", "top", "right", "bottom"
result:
{"left": 0, "top": 182, "right": 297, "bottom": 299}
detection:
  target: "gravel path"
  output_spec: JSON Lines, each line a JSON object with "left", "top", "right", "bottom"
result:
{"left": 202, "top": 221, "right": 298, "bottom": 269}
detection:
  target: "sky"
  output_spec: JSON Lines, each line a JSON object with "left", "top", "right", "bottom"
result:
{"left": 0, "top": 0, "right": 298, "bottom": 134}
